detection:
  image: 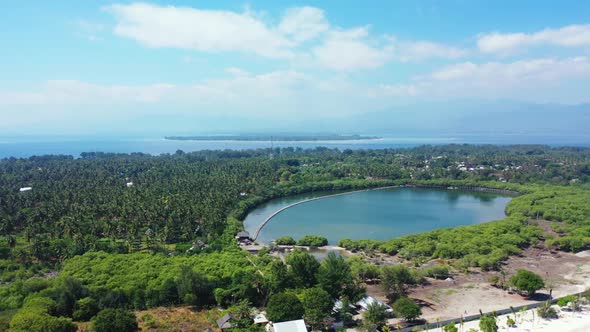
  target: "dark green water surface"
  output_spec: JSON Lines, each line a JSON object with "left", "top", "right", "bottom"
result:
{"left": 243, "top": 188, "right": 511, "bottom": 244}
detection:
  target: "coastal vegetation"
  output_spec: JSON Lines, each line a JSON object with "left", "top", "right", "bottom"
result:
{"left": 297, "top": 235, "right": 329, "bottom": 247}
{"left": 263, "top": 235, "right": 328, "bottom": 247}
{"left": 1, "top": 144, "right": 590, "bottom": 330}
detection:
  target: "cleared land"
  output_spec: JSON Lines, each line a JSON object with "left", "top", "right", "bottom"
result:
{"left": 425, "top": 303, "right": 590, "bottom": 332}
{"left": 363, "top": 248, "right": 590, "bottom": 324}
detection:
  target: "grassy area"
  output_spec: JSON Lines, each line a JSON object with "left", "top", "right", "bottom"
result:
{"left": 136, "top": 307, "right": 219, "bottom": 332}
{"left": 0, "top": 310, "right": 17, "bottom": 332}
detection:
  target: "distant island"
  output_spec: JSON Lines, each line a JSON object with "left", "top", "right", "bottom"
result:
{"left": 164, "top": 134, "right": 381, "bottom": 141}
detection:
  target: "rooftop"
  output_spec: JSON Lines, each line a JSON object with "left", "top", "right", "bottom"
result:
{"left": 236, "top": 231, "right": 250, "bottom": 238}
{"left": 216, "top": 313, "right": 233, "bottom": 329}
{"left": 271, "top": 319, "right": 308, "bottom": 332}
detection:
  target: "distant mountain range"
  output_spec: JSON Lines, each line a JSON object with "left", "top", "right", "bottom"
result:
{"left": 334, "top": 101, "right": 590, "bottom": 138}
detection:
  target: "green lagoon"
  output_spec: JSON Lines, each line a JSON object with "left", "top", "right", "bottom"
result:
{"left": 243, "top": 188, "right": 512, "bottom": 244}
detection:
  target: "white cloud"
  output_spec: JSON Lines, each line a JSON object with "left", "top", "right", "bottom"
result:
{"left": 428, "top": 57, "right": 590, "bottom": 82}
{"left": 312, "top": 27, "right": 393, "bottom": 71}
{"left": 395, "top": 40, "right": 468, "bottom": 61}
{"left": 107, "top": 3, "right": 294, "bottom": 58}
{"left": 4, "top": 57, "right": 589, "bottom": 111}
{"left": 373, "top": 57, "right": 590, "bottom": 102}
{"left": 0, "top": 80, "right": 176, "bottom": 105}
{"left": 478, "top": 24, "right": 590, "bottom": 53}
{"left": 278, "top": 6, "right": 329, "bottom": 43}
{"left": 0, "top": 71, "right": 308, "bottom": 109}
{"left": 105, "top": 3, "right": 468, "bottom": 71}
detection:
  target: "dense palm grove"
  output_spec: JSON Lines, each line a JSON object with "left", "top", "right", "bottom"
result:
{"left": 1, "top": 145, "right": 590, "bottom": 331}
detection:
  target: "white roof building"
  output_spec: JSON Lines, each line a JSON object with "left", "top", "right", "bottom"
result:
{"left": 19, "top": 187, "right": 32, "bottom": 192}
{"left": 268, "top": 319, "right": 308, "bottom": 332}
{"left": 356, "top": 295, "right": 393, "bottom": 313}
{"left": 253, "top": 313, "right": 269, "bottom": 324}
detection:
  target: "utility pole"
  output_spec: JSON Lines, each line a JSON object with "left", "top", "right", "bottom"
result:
{"left": 269, "top": 136, "right": 274, "bottom": 160}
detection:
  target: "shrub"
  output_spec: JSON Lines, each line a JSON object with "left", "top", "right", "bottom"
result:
{"left": 422, "top": 264, "right": 450, "bottom": 279}
{"left": 362, "top": 302, "right": 389, "bottom": 330}
{"left": 9, "top": 312, "right": 77, "bottom": 332}
{"left": 92, "top": 309, "right": 138, "bottom": 332}
{"left": 297, "top": 235, "right": 328, "bottom": 247}
{"left": 479, "top": 315, "right": 498, "bottom": 332}
{"left": 381, "top": 265, "right": 416, "bottom": 302}
{"left": 9, "top": 296, "right": 77, "bottom": 332}
{"left": 557, "top": 295, "right": 576, "bottom": 307}
{"left": 537, "top": 302, "right": 558, "bottom": 319}
{"left": 72, "top": 297, "right": 99, "bottom": 321}
{"left": 506, "top": 316, "right": 516, "bottom": 327}
{"left": 140, "top": 313, "right": 157, "bottom": 328}
{"left": 509, "top": 269, "right": 544, "bottom": 297}
{"left": 274, "top": 236, "right": 296, "bottom": 245}
{"left": 393, "top": 297, "right": 421, "bottom": 321}
{"left": 443, "top": 322, "right": 458, "bottom": 332}
{"left": 488, "top": 275, "right": 500, "bottom": 287}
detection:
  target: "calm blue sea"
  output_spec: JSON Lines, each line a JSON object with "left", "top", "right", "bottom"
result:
{"left": 0, "top": 135, "right": 588, "bottom": 159}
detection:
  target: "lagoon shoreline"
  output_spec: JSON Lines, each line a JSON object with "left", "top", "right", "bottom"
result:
{"left": 246, "top": 183, "right": 518, "bottom": 245}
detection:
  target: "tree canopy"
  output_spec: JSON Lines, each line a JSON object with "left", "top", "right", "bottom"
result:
{"left": 509, "top": 269, "right": 545, "bottom": 297}
{"left": 1, "top": 145, "right": 590, "bottom": 329}
{"left": 92, "top": 309, "right": 138, "bottom": 332}
{"left": 381, "top": 265, "right": 416, "bottom": 302}
{"left": 299, "top": 288, "right": 333, "bottom": 330}
{"left": 393, "top": 297, "right": 421, "bottom": 321}
{"left": 266, "top": 293, "right": 304, "bottom": 323}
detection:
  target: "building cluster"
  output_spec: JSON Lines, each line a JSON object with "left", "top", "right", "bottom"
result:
{"left": 236, "top": 231, "right": 253, "bottom": 246}
{"left": 217, "top": 312, "right": 308, "bottom": 332}
{"left": 215, "top": 296, "right": 387, "bottom": 332}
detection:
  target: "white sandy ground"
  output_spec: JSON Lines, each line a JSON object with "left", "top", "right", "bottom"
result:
{"left": 426, "top": 304, "right": 590, "bottom": 332}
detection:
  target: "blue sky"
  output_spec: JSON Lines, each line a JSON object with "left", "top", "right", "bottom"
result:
{"left": 1, "top": 0, "right": 590, "bottom": 135}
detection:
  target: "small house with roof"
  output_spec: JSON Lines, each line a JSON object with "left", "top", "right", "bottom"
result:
{"left": 253, "top": 312, "right": 269, "bottom": 326}
{"left": 236, "top": 231, "right": 250, "bottom": 240}
{"left": 268, "top": 319, "right": 308, "bottom": 332}
{"left": 356, "top": 295, "right": 393, "bottom": 313}
{"left": 236, "top": 231, "right": 252, "bottom": 245}
{"left": 216, "top": 313, "right": 234, "bottom": 330}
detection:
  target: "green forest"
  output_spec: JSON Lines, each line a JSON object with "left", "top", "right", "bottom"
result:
{"left": 1, "top": 145, "right": 590, "bottom": 331}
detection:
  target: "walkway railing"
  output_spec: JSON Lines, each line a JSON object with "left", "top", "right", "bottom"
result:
{"left": 251, "top": 186, "right": 398, "bottom": 241}
{"left": 398, "top": 291, "right": 586, "bottom": 332}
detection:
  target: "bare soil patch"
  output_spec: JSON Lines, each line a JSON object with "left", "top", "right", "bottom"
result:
{"left": 366, "top": 246, "right": 590, "bottom": 322}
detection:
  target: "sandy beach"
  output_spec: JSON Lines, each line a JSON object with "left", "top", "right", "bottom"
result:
{"left": 426, "top": 303, "right": 590, "bottom": 332}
